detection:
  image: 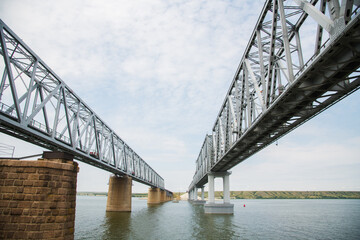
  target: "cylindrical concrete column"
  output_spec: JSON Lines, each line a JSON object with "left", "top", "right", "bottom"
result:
{"left": 160, "top": 189, "right": 166, "bottom": 202}
{"left": 201, "top": 187, "right": 205, "bottom": 200}
{"left": 208, "top": 173, "right": 215, "bottom": 203}
{"left": 194, "top": 187, "right": 198, "bottom": 200}
{"left": 106, "top": 175, "right": 132, "bottom": 212}
{"left": 223, "top": 174, "right": 230, "bottom": 204}
{"left": 0, "top": 153, "right": 78, "bottom": 239}
{"left": 148, "top": 187, "right": 161, "bottom": 204}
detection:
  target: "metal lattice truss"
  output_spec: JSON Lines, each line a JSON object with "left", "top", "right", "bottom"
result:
{"left": 190, "top": 0, "right": 360, "bottom": 190}
{"left": 192, "top": 135, "right": 213, "bottom": 186}
{"left": 0, "top": 20, "right": 164, "bottom": 189}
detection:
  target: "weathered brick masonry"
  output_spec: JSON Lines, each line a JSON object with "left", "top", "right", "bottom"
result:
{"left": 0, "top": 157, "right": 79, "bottom": 239}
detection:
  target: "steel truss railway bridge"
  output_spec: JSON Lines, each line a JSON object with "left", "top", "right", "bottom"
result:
{"left": 0, "top": 0, "right": 359, "bottom": 217}
{"left": 188, "top": 0, "right": 360, "bottom": 214}
{"left": 0, "top": 19, "right": 173, "bottom": 211}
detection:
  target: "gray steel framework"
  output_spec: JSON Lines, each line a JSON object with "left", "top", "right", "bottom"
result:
{"left": 0, "top": 20, "right": 164, "bottom": 189}
{"left": 190, "top": 0, "right": 360, "bottom": 190}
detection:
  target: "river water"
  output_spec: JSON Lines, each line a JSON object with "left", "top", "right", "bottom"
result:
{"left": 74, "top": 196, "right": 360, "bottom": 240}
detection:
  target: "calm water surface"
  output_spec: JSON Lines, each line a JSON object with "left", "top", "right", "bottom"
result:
{"left": 75, "top": 196, "right": 360, "bottom": 240}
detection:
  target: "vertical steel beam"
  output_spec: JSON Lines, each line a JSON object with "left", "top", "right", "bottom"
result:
{"left": 245, "top": 66, "right": 251, "bottom": 127}
{"left": 278, "top": 0, "right": 294, "bottom": 83}
{"left": 314, "top": 0, "right": 327, "bottom": 54}
{"left": 62, "top": 87, "right": 73, "bottom": 146}
{"left": 52, "top": 86, "right": 62, "bottom": 138}
{"left": 266, "top": 0, "right": 278, "bottom": 108}
{"left": 340, "top": 0, "right": 354, "bottom": 24}
{"left": 294, "top": 30, "right": 304, "bottom": 68}
{"left": 256, "top": 29, "right": 266, "bottom": 97}
{"left": 327, "top": 0, "right": 341, "bottom": 20}
{"left": 38, "top": 86, "right": 50, "bottom": 133}
{"left": 239, "top": 70, "right": 246, "bottom": 135}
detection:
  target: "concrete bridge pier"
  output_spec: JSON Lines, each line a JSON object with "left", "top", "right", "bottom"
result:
{"left": 166, "top": 191, "right": 173, "bottom": 201}
{"left": 147, "top": 187, "right": 161, "bottom": 204}
{"left": 148, "top": 187, "right": 172, "bottom": 204}
{"left": 188, "top": 189, "right": 192, "bottom": 201}
{"left": 106, "top": 175, "right": 132, "bottom": 212}
{"left": 204, "top": 171, "right": 234, "bottom": 214}
{"left": 160, "top": 189, "right": 166, "bottom": 203}
{"left": 192, "top": 186, "right": 206, "bottom": 205}
{"left": 189, "top": 188, "right": 197, "bottom": 202}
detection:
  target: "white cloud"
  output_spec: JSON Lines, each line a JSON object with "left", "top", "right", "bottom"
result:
{"left": 0, "top": 0, "right": 359, "bottom": 193}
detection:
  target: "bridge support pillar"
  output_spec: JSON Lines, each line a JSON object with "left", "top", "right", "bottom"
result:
{"left": 208, "top": 173, "right": 215, "bottom": 203}
{"left": 204, "top": 171, "right": 234, "bottom": 214}
{"left": 166, "top": 191, "right": 170, "bottom": 201}
{"left": 191, "top": 188, "right": 197, "bottom": 201}
{"left": 106, "top": 175, "right": 132, "bottom": 212}
{"left": 168, "top": 191, "right": 173, "bottom": 201}
{"left": 223, "top": 174, "right": 230, "bottom": 204}
{"left": 147, "top": 187, "right": 161, "bottom": 204}
{"left": 192, "top": 186, "right": 206, "bottom": 205}
{"left": 0, "top": 152, "right": 78, "bottom": 239}
{"left": 160, "top": 189, "right": 166, "bottom": 202}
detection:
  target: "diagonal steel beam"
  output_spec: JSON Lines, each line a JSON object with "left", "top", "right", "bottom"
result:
{"left": 294, "top": 0, "right": 334, "bottom": 33}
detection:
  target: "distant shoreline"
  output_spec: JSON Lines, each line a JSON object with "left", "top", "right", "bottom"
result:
{"left": 227, "top": 191, "right": 360, "bottom": 199}
{"left": 77, "top": 191, "right": 360, "bottom": 199}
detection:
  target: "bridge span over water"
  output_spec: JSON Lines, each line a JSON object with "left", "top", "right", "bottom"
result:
{"left": 0, "top": 18, "right": 172, "bottom": 214}
{"left": 188, "top": 0, "right": 360, "bottom": 214}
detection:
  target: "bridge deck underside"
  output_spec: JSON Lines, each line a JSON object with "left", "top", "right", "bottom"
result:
{"left": 195, "top": 16, "right": 360, "bottom": 188}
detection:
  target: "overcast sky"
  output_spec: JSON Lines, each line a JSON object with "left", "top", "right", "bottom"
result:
{"left": 1, "top": 0, "right": 359, "bottom": 193}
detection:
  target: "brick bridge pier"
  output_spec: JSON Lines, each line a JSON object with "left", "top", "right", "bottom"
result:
{"left": 0, "top": 151, "right": 173, "bottom": 239}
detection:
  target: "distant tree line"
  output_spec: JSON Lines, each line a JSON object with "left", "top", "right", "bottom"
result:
{"left": 225, "top": 191, "right": 360, "bottom": 199}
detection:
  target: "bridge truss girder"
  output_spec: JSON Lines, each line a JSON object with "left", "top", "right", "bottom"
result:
{"left": 0, "top": 20, "right": 164, "bottom": 189}
{"left": 189, "top": 0, "right": 360, "bottom": 190}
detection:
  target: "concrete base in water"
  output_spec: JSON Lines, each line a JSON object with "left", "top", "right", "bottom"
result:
{"left": 204, "top": 203, "right": 234, "bottom": 214}
{"left": 106, "top": 175, "right": 132, "bottom": 212}
{"left": 192, "top": 200, "right": 206, "bottom": 205}
{"left": 148, "top": 187, "right": 161, "bottom": 204}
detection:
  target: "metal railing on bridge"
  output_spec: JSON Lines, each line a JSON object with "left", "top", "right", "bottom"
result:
{"left": 189, "top": 0, "right": 360, "bottom": 190}
{"left": 0, "top": 20, "right": 164, "bottom": 189}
